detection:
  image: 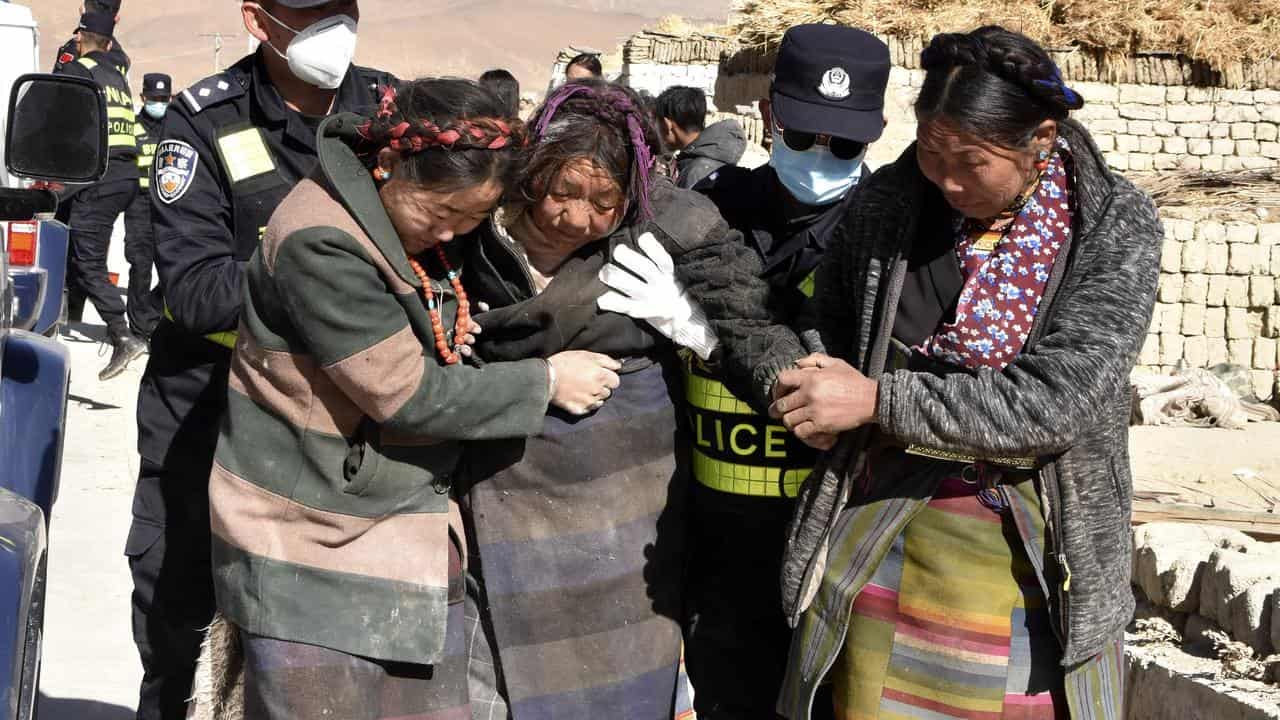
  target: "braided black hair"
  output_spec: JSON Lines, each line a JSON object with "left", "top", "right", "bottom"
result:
{"left": 356, "top": 78, "right": 526, "bottom": 196}
{"left": 916, "top": 26, "right": 1085, "bottom": 149}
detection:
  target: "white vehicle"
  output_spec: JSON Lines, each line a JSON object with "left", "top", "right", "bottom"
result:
{"left": 0, "top": 1, "right": 40, "bottom": 190}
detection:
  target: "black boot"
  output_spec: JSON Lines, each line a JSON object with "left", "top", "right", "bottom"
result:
{"left": 99, "top": 331, "right": 147, "bottom": 381}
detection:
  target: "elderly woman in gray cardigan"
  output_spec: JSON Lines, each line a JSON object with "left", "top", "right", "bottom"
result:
{"left": 765, "top": 27, "right": 1161, "bottom": 720}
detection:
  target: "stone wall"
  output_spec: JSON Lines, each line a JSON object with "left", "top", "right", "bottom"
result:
{"left": 1131, "top": 522, "right": 1280, "bottom": 685}
{"left": 1143, "top": 210, "right": 1280, "bottom": 400}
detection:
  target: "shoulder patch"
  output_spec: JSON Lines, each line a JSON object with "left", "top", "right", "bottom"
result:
{"left": 154, "top": 140, "right": 200, "bottom": 204}
{"left": 179, "top": 72, "right": 245, "bottom": 114}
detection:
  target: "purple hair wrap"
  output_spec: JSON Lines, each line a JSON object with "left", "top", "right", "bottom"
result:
{"left": 533, "top": 82, "right": 656, "bottom": 220}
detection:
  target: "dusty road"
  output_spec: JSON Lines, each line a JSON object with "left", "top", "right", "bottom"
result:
{"left": 38, "top": 322, "right": 142, "bottom": 720}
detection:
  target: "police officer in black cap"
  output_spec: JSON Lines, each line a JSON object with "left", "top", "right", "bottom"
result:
{"left": 682, "top": 24, "right": 890, "bottom": 719}
{"left": 55, "top": 9, "right": 149, "bottom": 380}
{"left": 122, "top": 72, "right": 171, "bottom": 341}
{"left": 53, "top": 1, "right": 131, "bottom": 75}
{"left": 130, "top": 1, "right": 393, "bottom": 717}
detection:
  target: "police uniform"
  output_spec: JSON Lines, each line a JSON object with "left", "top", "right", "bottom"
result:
{"left": 129, "top": 51, "right": 393, "bottom": 720}
{"left": 55, "top": 40, "right": 140, "bottom": 344}
{"left": 53, "top": 34, "right": 131, "bottom": 75}
{"left": 682, "top": 25, "right": 890, "bottom": 720}
{"left": 122, "top": 73, "right": 170, "bottom": 340}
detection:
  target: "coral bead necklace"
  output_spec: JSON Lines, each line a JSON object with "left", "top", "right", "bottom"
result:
{"left": 407, "top": 245, "right": 470, "bottom": 365}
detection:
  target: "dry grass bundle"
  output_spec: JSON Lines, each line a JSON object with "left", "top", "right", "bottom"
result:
{"left": 729, "top": 0, "right": 1280, "bottom": 70}
{"left": 1129, "top": 167, "right": 1280, "bottom": 210}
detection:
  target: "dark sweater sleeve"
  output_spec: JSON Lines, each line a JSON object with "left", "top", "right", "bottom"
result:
{"left": 651, "top": 186, "right": 807, "bottom": 409}
{"left": 272, "top": 227, "right": 550, "bottom": 441}
{"left": 877, "top": 185, "right": 1162, "bottom": 457}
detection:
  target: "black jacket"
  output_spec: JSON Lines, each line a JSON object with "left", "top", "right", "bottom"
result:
{"left": 136, "top": 52, "right": 394, "bottom": 477}
{"left": 781, "top": 120, "right": 1162, "bottom": 665}
{"left": 55, "top": 50, "right": 138, "bottom": 184}
{"left": 675, "top": 119, "right": 746, "bottom": 190}
{"left": 52, "top": 36, "right": 130, "bottom": 75}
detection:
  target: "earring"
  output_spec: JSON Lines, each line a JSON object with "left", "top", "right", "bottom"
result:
{"left": 373, "top": 167, "right": 391, "bottom": 181}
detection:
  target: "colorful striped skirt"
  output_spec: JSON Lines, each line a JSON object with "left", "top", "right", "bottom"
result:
{"left": 830, "top": 470, "right": 1068, "bottom": 720}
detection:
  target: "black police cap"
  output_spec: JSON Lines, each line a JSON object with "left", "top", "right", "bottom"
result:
{"left": 143, "top": 74, "right": 173, "bottom": 98}
{"left": 770, "top": 24, "right": 891, "bottom": 143}
{"left": 78, "top": 10, "right": 116, "bottom": 37}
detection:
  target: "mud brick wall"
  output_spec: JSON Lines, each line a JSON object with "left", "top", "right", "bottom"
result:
{"left": 1141, "top": 210, "right": 1280, "bottom": 400}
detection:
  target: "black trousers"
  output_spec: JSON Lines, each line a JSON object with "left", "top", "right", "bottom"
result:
{"left": 66, "top": 179, "right": 137, "bottom": 337}
{"left": 127, "top": 456, "right": 216, "bottom": 720}
{"left": 122, "top": 191, "right": 162, "bottom": 338}
{"left": 683, "top": 483, "right": 833, "bottom": 720}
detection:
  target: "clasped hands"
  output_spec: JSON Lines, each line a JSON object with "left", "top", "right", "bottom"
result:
{"left": 768, "top": 354, "right": 879, "bottom": 451}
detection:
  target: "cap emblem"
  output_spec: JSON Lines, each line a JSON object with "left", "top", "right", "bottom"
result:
{"left": 817, "top": 67, "right": 851, "bottom": 100}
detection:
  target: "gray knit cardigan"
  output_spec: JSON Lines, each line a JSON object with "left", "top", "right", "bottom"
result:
{"left": 780, "top": 119, "right": 1162, "bottom": 665}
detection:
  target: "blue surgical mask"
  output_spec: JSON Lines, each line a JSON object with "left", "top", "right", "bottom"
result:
{"left": 144, "top": 101, "right": 168, "bottom": 120}
{"left": 769, "top": 129, "right": 866, "bottom": 206}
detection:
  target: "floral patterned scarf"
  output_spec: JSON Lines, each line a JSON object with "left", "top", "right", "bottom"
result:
{"left": 922, "top": 141, "right": 1073, "bottom": 370}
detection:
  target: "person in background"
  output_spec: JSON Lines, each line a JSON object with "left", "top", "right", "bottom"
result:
{"left": 55, "top": 9, "right": 147, "bottom": 380}
{"left": 52, "top": 0, "right": 130, "bottom": 74}
{"left": 642, "top": 24, "right": 891, "bottom": 720}
{"left": 653, "top": 85, "right": 745, "bottom": 189}
{"left": 770, "top": 25, "right": 1158, "bottom": 720}
{"left": 479, "top": 68, "right": 520, "bottom": 117}
{"left": 123, "top": 72, "right": 171, "bottom": 342}
{"left": 129, "top": 1, "right": 393, "bottom": 717}
{"left": 565, "top": 52, "right": 602, "bottom": 80}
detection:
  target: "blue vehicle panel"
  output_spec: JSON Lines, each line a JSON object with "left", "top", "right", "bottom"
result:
{"left": 32, "top": 220, "right": 67, "bottom": 335}
{"left": 0, "top": 330, "right": 68, "bottom": 522}
{"left": 0, "top": 490, "right": 45, "bottom": 720}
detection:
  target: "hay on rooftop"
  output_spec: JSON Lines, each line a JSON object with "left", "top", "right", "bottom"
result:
{"left": 729, "top": 0, "right": 1280, "bottom": 72}
{"left": 1130, "top": 168, "right": 1280, "bottom": 211}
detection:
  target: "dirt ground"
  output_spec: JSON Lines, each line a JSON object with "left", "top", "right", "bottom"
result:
{"left": 32, "top": 0, "right": 730, "bottom": 98}
{"left": 1130, "top": 423, "right": 1280, "bottom": 513}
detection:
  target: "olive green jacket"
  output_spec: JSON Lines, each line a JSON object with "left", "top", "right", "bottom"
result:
{"left": 209, "top": 114, "right": 551, "bottom": 665}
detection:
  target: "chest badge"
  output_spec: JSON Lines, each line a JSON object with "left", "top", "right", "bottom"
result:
{"left": 154, "top": 140, "right": 200, "bottom": 205}
{"left": 817, "top": 67, "right": 851, "bottom": 100}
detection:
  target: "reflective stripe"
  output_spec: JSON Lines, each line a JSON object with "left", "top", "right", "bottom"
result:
{"left": 139, "top": 177, "right": 150, "bottom": 189}
{"left": 163, "top": 306, "right": 238, "bottom": 349}
{"left": 109, "top": 133, "right": 136, "bottom": 147}
{"left": 217, "top": 127, "right": 276, "bottom": 183}
{"left": 683, "top": 353, "right": 813, "bottom": 498}
{"left": 107, "top": 106, "right": 134, "bottom": 121}
{"left": 797, "top": 270, "right": 816, "bottom": 299}
{"left": 76, "top": 57, "right": 98, "bottom": 70}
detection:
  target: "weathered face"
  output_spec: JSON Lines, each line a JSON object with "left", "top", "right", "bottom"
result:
{"left": 379, "top": 175, "right": 503, "bottom": 257}
{"left": 915, "top": 117, "right": 1052, "bottom": 220}
{"left": 525, "top": 158, "right": 625, "bottom": 266}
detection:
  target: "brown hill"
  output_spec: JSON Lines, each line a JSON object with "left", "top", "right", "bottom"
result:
{"left": 32, "top": 0, "right": 729, "bottom": 97}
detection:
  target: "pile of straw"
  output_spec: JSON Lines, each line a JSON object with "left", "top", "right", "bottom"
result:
{"left": 729, "top": 0, "right": 1280, "bottom": 70}
{"left": 1130, "top": 168, "right": 1280, "bottom": 210}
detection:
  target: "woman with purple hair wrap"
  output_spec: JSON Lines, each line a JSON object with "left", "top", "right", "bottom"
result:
{"left": 456, "top": 78, "right": 806, "bottom": 718}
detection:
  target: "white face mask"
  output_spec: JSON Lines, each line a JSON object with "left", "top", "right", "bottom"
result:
{"left": 252, "top": 4, "right": 357, "bottom": 90}
{"left": 768, "top": 128, "right": 866, "bottom": 206}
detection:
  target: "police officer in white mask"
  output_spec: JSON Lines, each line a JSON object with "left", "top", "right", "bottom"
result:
{"left": 130, "top": 2, "right": 394, "bottom": 717}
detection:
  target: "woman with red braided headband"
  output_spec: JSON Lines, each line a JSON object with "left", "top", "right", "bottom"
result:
{"left": 198, "top": 78, "right": 621, "bottom": 719}
{"left": 454, "top": 77, "right": 804, "bottom": 720}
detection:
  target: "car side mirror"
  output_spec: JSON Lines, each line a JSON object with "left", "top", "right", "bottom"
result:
{"left": 5, "top": 74, "right": 108, "bottom": 184}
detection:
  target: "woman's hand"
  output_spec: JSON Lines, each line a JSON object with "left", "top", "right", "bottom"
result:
{"left": 769, "top": 354, "right": 878, "bottom": 449}
{"left": 548, "top": 350, "right": 623, "bottom": 416}
{"left": 456, "top": 318, "right": 482, "bottom": 358}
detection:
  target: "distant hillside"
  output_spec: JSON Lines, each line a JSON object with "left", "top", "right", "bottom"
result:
{"left": 32, "top": 0, "right": 729, "bottom": 97}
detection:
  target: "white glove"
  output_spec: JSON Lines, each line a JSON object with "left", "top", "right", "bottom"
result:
{"left": 597, "top": 232, "right": 720, "bottom": 360}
